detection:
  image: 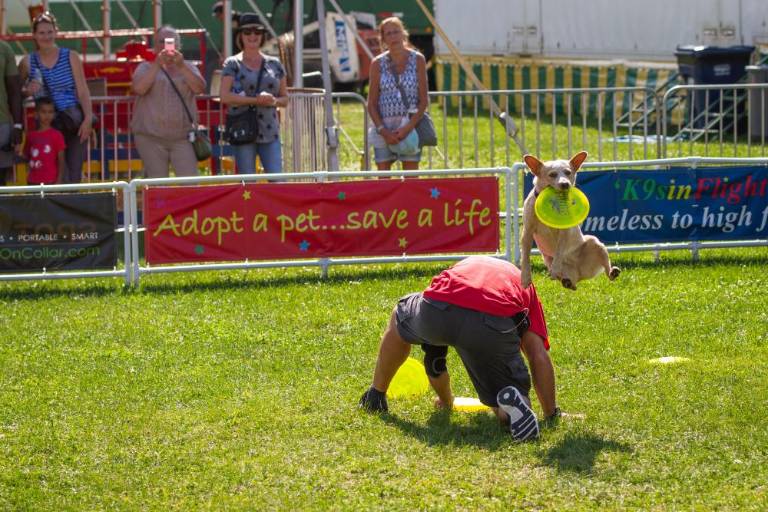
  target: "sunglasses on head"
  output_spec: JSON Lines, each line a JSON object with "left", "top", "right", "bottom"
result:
{"left": 241, "top": 28, "right": 263, "bottom": 36}
{"left": 34, "top": 11, "right": 54, "bottom": 22}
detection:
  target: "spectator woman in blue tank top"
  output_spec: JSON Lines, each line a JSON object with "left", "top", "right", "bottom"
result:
{"left": 219, "top": 13, "right": 287, "bottom": 174}
{"left": 19, "top": 12, "right": 93, "bottom": 184}
{"left": 367, "top": 17, "right": 429, "bottom": 171}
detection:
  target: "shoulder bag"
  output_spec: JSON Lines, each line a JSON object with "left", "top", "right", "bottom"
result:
{"left": 34, "top": 51, "right": 99, "bottom": 138}
{"left": 387, "top": 56, "right": 437, "bottom": 147}
{"left": 162, "top": 67, "right": 211, "bottom": 162}
{"left": 223, "top": 59, "right": 266, "bottom": 145}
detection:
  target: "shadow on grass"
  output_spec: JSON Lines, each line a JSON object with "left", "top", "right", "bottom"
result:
{"left": 540, "top": 432, "right": 632, "bottom": 473}
{"left": 138, "top": 263, "right": 448, "bottom": 296}
{"left": 0, "top": 282, "right": 122, "bottom": 301}
{"left": 604, "top": 250, "right": 768, "bottom": 271}
{"left": 380, "top": 409, "right": 509, "bottom": 451}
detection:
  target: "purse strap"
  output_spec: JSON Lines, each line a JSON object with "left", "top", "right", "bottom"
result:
{"left": 32, "top": 51, "right": 55, "bottom": 102}
{"left": 235, "top": 58, "right": 267, "bottom": 113}
{"left": 161, "top": 66, "right": 196, "bottom": 129}
{"left": 387, "top": 53, "right": 414, "bottom": 113}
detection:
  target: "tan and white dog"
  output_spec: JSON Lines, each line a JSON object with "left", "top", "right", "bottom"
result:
{"left": 520, "top": 151, "right": 620, "bottom": 290}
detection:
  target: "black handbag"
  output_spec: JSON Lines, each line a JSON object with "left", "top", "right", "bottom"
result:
{"left": 224, "top": 59, "right": 266, "bottom": 145}
{"left": 162, "top": 68, "right": 212, "bottom": 162}
{"left": 388, "top": 56, "right": 437, "bottom": 147}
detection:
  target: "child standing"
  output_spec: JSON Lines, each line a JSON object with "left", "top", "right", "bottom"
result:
{"left": 22, "top": 97, "right": 66, "bottom": 185}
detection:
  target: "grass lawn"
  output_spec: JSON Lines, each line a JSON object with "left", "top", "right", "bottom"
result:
{"left": 1, "top": 247, "right": 767, "bottom": 509}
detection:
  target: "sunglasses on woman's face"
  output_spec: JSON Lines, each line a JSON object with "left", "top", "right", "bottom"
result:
{"left": 241, "top": 29, "right": 263, "bottom": 36}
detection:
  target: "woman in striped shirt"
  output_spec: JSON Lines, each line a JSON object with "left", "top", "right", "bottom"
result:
{"left": 19, "top": 12, "right": 93, "bottom": 184}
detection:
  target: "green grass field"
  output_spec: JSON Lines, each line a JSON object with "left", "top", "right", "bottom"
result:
{"left": 1, "top": 248, "right": 767, "bottom": 510}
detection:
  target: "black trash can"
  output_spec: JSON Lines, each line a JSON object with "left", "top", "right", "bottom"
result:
{"left": 746, "top": 65, "right": 768, "bottom": 140}
{"left": 674, "top": 45, "right": 755, "bottom": 128}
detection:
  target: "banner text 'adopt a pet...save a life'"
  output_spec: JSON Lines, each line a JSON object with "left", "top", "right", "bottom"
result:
{"left": 144, "top": 177, "right": 500, "bottom": 264}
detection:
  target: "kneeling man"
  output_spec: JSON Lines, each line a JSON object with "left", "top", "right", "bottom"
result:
{"left": 359, "top": 255, "right": 560, "bottom": 441}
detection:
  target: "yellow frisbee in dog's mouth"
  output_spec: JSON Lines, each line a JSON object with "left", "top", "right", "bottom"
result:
{"left": 534, "top": 186, "right": 590, "bottom": 229}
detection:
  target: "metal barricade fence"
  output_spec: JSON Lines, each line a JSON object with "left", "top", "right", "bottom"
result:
{"left": 427, "top": 87, "right": 659, "bottom": 169}
{"left": 511, "top": 156, "right": 768, "bottom": 265}
{"left": 84, "top": 93, "right": 370, "bottom": 178}
{"left": 0, "top": 181, "right": 132, "bottom": 286}
{"left": 127, "top": 168, "right": 514, "bottom": 286}
{"left": 78, "top": 86, "right": 768, "bottom": 180}
{"left": 662, "top": 83, "right": 768, "bottom": 159}
{"left": 86, "top": 96, "right": 138, "bottom": 182}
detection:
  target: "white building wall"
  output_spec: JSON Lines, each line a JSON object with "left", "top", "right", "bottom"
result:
{"left": 434, "top": 0, "right": 768, "bottom": 61}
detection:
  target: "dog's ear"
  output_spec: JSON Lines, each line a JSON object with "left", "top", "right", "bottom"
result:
{"left": 524, "top": 154, "right": 544, "bottom": 176}
{"left": 569, "top": 151, "right": 588, "bottom": 172}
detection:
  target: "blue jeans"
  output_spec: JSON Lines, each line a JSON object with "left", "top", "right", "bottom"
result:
{"left": 233, "top": 138, "right": 282, "bottom": 174}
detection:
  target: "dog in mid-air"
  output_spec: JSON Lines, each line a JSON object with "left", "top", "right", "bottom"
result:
{"left": 520, "top": 151, "right": 620, "bottom": 290}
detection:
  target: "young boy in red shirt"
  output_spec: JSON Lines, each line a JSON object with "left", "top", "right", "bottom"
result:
{"left": 22, "top": 97, "right": 66, "bottom": 185}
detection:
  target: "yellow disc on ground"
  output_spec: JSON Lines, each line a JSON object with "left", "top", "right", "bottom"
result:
{"left": 534, "top": 186, "right": 590, "bottom": 229}
{"left": 648, "top": 356, "right": 691, "bottom": 364}
{"left": 453, "top": 396, "right": 490, "bottom": 412}
{"left": 388, "top": 357, "right": 429, "bottom": 398}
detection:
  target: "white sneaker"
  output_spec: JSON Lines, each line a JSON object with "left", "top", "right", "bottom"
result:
{"left": 496, "top": 386, "right": 539, "bottom": 441}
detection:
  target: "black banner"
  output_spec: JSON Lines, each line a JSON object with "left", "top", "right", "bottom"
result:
{"left": 0, "top": 192, "right": 117, "bottom": 272}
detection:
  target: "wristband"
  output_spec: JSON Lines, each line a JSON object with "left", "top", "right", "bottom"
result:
{"left": 13, "top": 123, "right": 23, "bottom": 130}
{"left": 376, "top": 125, "right": 384, "bottom": 134}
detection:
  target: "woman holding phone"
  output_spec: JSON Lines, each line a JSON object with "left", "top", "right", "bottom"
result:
{"left": 219, "top": 13, "right": 287, "bottom": 174}
{"left": 131, "top": 26, "right": 206, "bottom": 178}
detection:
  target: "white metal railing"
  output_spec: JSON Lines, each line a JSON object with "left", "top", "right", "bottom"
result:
{"left": 511, "top": 156, "right": 768, "bottom": 265}
{"left": 32, "top": 86, "right": 767, "bottom": 185}
{"left": 127, "top": 168, "right": 515, "bottom": 286}
{"left": 662, "top": 83, "right": 768, "bottom": 159}
{"left": 0, "top": 181, "right": 132, "bottom": 286}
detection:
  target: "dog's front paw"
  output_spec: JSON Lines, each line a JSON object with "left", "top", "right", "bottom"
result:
{"left": 609, "top": 266, "right": 621, "bottom": 281}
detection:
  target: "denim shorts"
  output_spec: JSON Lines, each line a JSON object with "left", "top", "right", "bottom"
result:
{"left": 373, "top": 145, "right": 422, "bottom": 164}
{"left": 369, "top": 127, "right": 422, "bottom": 164}
{"left": 395, "top": 292, "right": 531, "bottom": 406}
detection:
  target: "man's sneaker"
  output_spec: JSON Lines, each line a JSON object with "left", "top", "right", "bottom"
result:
{"left": 496, "top": 385, "right": 539, "bottom": 441}
{"left": 359, "top": 386, "right": 388, "bottom": 412}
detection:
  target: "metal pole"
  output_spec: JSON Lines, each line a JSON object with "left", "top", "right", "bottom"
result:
{"left": 101, "top": 0, "right": 110, "bottom": 58}
{"left": 294, "top": 0, "right": 303, "bottom": 87}
{"left": 223, "top": 0, "right": 232, "bottom": 58}
{"left": 153, "top": 0, "right": 162, "bottom": 34}
{"left": 316, "top": 0, "right": 339, "bottom": 171}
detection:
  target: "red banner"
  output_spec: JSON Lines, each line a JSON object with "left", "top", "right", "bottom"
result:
{"left": 144, "top": 177, "right": 499, "bottom": 263}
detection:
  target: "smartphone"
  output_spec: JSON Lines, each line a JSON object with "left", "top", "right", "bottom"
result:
{"left": 164, "top": 37, "right": 175, "bottom": 52}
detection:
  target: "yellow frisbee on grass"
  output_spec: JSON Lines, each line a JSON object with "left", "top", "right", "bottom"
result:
{"left": 534, "top": 186, "right": 590, "bottom": 229}
{"left": 387, "top": 357, "right": 430, "bottom": 398}
{"left": 453, "top": 396, "right": 490, "bottom": 412}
